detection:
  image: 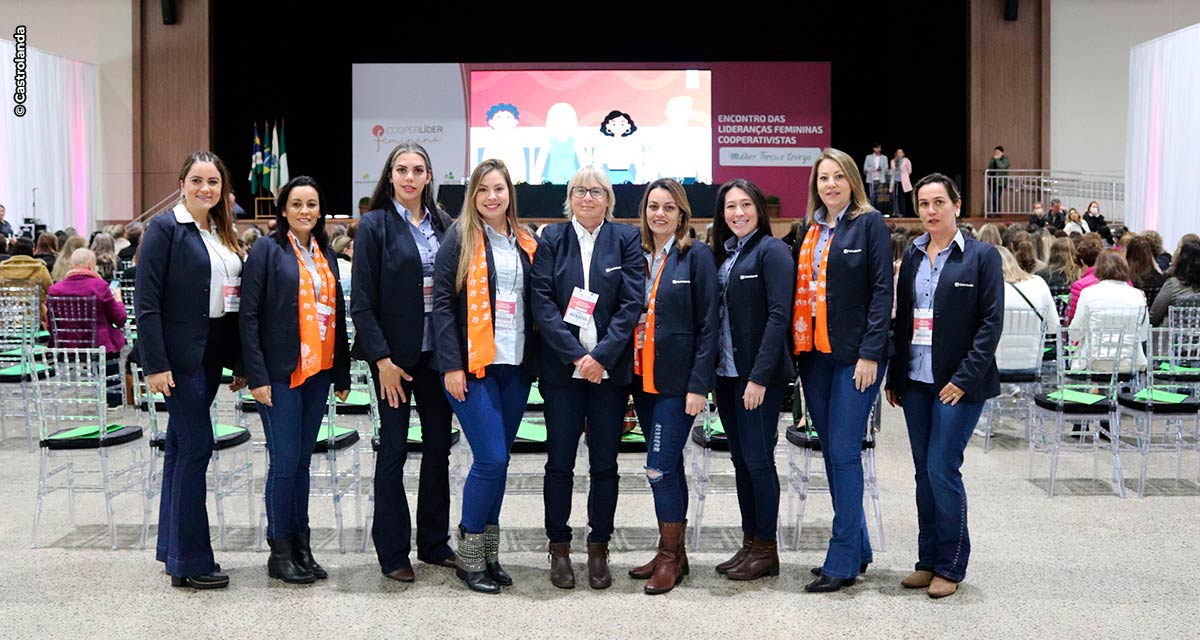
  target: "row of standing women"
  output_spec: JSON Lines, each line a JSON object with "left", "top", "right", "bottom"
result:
{"left": 135, "top": 144, "right": 1001, "bottom": 601}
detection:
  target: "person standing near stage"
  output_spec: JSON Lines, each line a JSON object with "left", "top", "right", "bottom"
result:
{"left": 432, "top": 159, "right": 540, "bottom": 594}
{"left": 710, "top": 178, "right": 795, "bottom": 582}
{"left": 862, "top": 144, "right": 888, "bottom": 211}
{"left": 887, "top": 172, "right": 1003, "bottom": 599}
{"left": 137, "top": 151, "right": 246, "bottom": 590}
{"left": 793, "top": 148, "right": 893, "bottom": 593}
{"left": 531, "top": 165, "right": 643, "bottom": 590}
{"left": 352, "top": 141, "right": 457, "bottom": 582}
{"left": 627, "top": 178, "right": 718, "bottom": 595}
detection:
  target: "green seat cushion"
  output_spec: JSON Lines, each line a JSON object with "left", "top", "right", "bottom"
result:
{"left": 42, "top": 423, "right": 142, "bottom": 450}
{"left": 527, "top": 385, "right": 544, "bottom": 406}
{"left": 314, "top": 425, "right": 360, "bottom": 453}
{"left": 0, "top": 361, "right": 51, "bottom": 382}
{"left": 334, "top": 389, "right": 371, "bottom": 415}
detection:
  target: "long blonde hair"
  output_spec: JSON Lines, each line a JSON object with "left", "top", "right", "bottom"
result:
{"left": 805, "top": 147, "right": 874, "bottom": 222}
{"left": 454, "top": 159, "right": 523, "bottom": 292}
{"left": 997, "top": 246, "right": 1034, "bottom": 283}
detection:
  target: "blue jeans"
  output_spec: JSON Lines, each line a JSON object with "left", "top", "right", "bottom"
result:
{"left": 542, "top": 379, "right": 628, "bottom": 544}
{"left": 156, "top": 363, "right": 220, "bottom": 578}
{"left": 797, "top": 351, "right": 882, "bottom": 579}
{"left": 258, "top": 370, "right": 330, "bottom": 540}
{"left": 900, "top": 381, "right": 986, "bottom": 583}
{"left": 632, "top": 388, "right": 691, "bottom": 523}
{"left": 443, "top": 365, "right": 529, "bottom": 534}
{"left": 714, "top": 376, "right": 784, "bottom": 541}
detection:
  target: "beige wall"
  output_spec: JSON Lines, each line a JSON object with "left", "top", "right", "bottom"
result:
{"left": 0, "top": 0, "right": 134, "bottom": 226}
{"left": 1050, "top": 0, "right": 1200, "bottom": 173}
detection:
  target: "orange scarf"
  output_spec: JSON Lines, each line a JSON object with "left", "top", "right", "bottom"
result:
{"left": 793, "top": 224, "right": 833, "bottom": 354}
{"left": 634, "top": 253, "right": 669, "bottom": 393}
{"left": 466, "top": 227, "right": 538, "bottom": 378}
{"left": 290, "top": 236, "right": 337, "bottom": 388}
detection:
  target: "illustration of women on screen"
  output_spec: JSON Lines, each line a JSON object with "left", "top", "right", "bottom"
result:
{"left": 533, "top": 102, "right": 585, "bottom": 185}
{"left": 480, "top": 103, "right": 528, "bottom": 182}
{"left": 595, "top": 110, "right": 642, "bottom": 185}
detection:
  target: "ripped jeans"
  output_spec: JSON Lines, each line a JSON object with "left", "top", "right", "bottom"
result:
{"left": 632, "top": 389, "right": 693, "bottom": 523}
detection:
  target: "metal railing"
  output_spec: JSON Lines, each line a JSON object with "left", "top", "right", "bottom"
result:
{"left": 132, "top": 190, "right": 182, "bottom": 224}
{"left": 984, "top": 170, "right": 1124, "bottom": 222}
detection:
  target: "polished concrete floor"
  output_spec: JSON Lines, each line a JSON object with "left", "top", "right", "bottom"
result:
{"left": 0, "top": 396, "right": 1197, "bottom": 640}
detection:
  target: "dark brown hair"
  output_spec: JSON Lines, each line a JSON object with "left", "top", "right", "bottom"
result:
{"left": 638, "top": 178, "right": 694, "bottom": 256}
{"left": 1077, "top": 236, "right": 1104, "bottom": 267}
{"left": 178, "top": 151, "right": 240, "bottom": 254}
{"left": 710, "top": 179, "right": 773, "bottom": 264}
{"left": 1093, "top": 250, "right": 1130, "bottom": 282}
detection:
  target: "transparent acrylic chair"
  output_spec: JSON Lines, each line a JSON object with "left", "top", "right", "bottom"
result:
{"left": 1030, "top": 308, "right": 1145, "bottom": 497}
{"left": 0, "top": 284, "right": 43, "bottom": 449}
{"left": 983, "top": 307, "right": 1052, "bottom": 452}
{"left": 31, "top": 347, "right": 147, "bottom": 549}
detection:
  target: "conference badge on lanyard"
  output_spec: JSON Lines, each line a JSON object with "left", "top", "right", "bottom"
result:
{"left": 913, "top": 308, "right": 934, "bottom": 347}
{"left": 222, "top": 276, "right": 242, "bottom": 312}
{"left": 564, "top": 287, "right": 599, "bottom": 328}
{"left": 316, "top": 302, "right": 334, "bottom": 341}
{"left": 423, "top": 276, "right": 434, "bottom": 313}
{"left": 494, "top": 291, "right": 518, "bottom": 330}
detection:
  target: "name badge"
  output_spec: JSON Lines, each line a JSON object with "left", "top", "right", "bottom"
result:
{"left": 913, "top": 307, "right": 934, "bottom": 346}
{"left": 636, "top": 312, "right": 648, "bottom": 350}
{"left": 564, "top": 287, "right": 599, "bottom": 328}
{"left": 423, "top": 276, "right": 434, "bottom": 313}
{"left": 494, "top": 291, "right": 518, "bottom": 330}
{"left": 316, "top": 302, "right": 334, "bottom": 341}
{"left": 222, "top": 276, "right": 242, "bottom": 313}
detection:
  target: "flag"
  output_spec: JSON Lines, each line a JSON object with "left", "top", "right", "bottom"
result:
{"left": 261, "top": 121, "right": 274, "bottom": 195}
{"left": 278, "top": 121, "right": 289, "bottom": 188}
{"left": 270, "top": 123, "right": 281, "bottom": 197}
{"left": 248, "top": 123, "right": 262, "bottom": 195}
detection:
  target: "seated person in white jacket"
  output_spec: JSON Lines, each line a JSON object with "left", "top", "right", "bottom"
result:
{"left": 995, "top": 247, "right": 1060, "bottom": 373}
{"left": 1069, "top": 251, "right": 1149, "bottom": 373}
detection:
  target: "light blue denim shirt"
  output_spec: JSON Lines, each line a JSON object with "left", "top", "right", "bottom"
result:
{"left": 716, "top": 230, "right": 758, "bottom": 378}
{"left": 395, "top": 199, "right": 440, "bottom": 353}
{"left": 907, "top": 230, "right": 965, "bottom": 383}
{"left": 485, "top": 223, "right": 525, "bottom": 367}
{"left": 643, "top": 237, "right": 675, "bottom": 305}
{"left": 810, "top": 204, "right": 848, "bottom": 281}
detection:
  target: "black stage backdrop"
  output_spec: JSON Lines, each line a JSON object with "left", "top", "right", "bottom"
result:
{"left": 211, "top": 3, "right": 967, "bottom": 218}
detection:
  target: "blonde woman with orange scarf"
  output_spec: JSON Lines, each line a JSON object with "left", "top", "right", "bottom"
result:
{"left": 792, "top": 148, "right": 893, "bottom": 593}
{"left": 240, "top": 176, "right": 351, "bottom": 585}
{"left": 431, "top": 159, "right": 539, "bottom": 593}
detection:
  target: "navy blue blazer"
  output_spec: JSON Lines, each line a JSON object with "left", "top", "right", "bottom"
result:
{"left": 349, "top": 202, "right": 452, "bottom": 368}
{"left": 430, "top": 226, "right": 540, "bottom": 382}
{"left": 238, "top": 235, "right": 351, "bottom": 391}
{"left": 642, "top": 241, "right": 719, "bottom": 396}
{"left": 134, "top": 209, "right": 241, "bottom": 375}
{"left": 887, "top": 236, "right": 1003, "bottom": 401}
{"left": 722, "top": 231, "right": 797, "bottom": 386}
{"left": 530, "top": 221, "right": 645, "bottom": 386}
{"left": 791, "top": 210, "right": 894, "bottom": 365}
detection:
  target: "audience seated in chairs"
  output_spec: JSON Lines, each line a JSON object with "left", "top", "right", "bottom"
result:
{"left": 46, "top": 248, "right": 127, "bottom": 406}
{"left": 0, "top": 236, "right": 53, "bottom": 326}
{"left": 1069, "top": 251, "right": 1149, "bottom": 373}
{"left": 996, "top": 247, "right": 1059, "bottom": 373}
{"left": 1151, "top": 237, "right": 1200, "bottom": 326}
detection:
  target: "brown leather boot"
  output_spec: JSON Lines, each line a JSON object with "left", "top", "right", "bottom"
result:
{"left": 586, "top": 541, "right": 612, "bottom": 589}
{"left": 715, "top": 534, "right": 754, "bottom": 575}
{"left": 644, "top": 522, "right": 686, "bottom": 595}
{"left": 927, "top": 576, "right": 959, "bottom": 599}
{"left": 901, "top": 570, "right": 935, "bottom": 589}
{"left": 724, "top": 537, "right": 779, "bottom": 581}
{"left": 630, "top": 520, "right": 690, "bottom": 579}
{"left": 548, "top": 542, "right": 575, "bottom": 589}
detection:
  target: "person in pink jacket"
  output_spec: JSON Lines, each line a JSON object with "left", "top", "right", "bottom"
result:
{"left": 47, "top": 248, "right": 127, "bottom": 406}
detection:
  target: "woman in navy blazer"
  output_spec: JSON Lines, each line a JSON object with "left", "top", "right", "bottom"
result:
{"left": 351, "top": 142, "right": 457, "bottom": 581}
{"left": 135, "top": 151, "right": 246, "bottom": 590}
{"left": 626, "top": 179, "right": 718, "bottom": 595}
{"left": 793, "top": 148, "right": 894, "bottom": 593}
{"left": 709, "top": 179, "right": 795, "bottom": 582}
{"left": 530, "top": 165, "right": 644, "bottom": 590}
{"left": 431, "top": 159, "right": 540, "bottom": 594}
{"left": 239, "top": 176, "right": 351, "bottom": 585}
{"left": 886, "top": 173, "right": 1003, "bottom": 599}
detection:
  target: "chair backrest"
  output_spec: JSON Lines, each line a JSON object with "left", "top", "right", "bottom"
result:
{"left": 996, "top": 307, "right": 1050, "bottom": 373}
{"left": 128, "top": 362, "right": 161, "bottom": 436}
{"left": 1056, "top": 306, "right": 1145, "bottom": 396}
{"left": 1167, "top": 295, "right": 1200, "bottom": 329}
{"left": 1145, "top": 326, "right": 1200, "bottom": 389}
{"left": 0, "top": 284, "right": 41, "bottom": 355}
{"left": 1048, "top": 284, "right": 1072, "bottom": 320}
{"left": 31, "top": 347, "right": 109, "bottom": 441}
{"left": 46, "top": 295, "right": 99, "bottom": 349}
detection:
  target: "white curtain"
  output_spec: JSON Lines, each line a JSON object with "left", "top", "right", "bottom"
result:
{"left": 1126, "top": 23, "right": 1200, "bottom": 251}
{"left": 0, "top": 40, "right": 100, "bottom": 236}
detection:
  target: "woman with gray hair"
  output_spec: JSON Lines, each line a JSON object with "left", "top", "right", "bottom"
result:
{"left": 530, "top": 165, "right": 644, "bottom": 589}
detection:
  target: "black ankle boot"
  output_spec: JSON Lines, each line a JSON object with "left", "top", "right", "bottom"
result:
{"left": 456, "top": 527, "right": 500, "bottom": 594}
{"left": 268, "top": 537, "right": 315, "bottom": 584}
{"left": 291, "top": 531, "right": 327, "bottom": 580}
{"left": 484, "top": 524, "right": 512, "bottom": 586}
